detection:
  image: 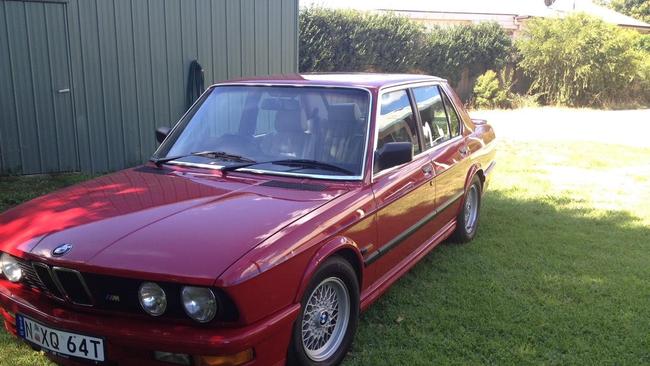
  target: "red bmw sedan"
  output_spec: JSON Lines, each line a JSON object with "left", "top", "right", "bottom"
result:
{"left": 0, "top": 73, "right": 495, "bottom": 366}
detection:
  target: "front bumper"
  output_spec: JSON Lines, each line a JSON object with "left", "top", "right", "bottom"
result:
{"left": 0, "top": 282, "right": 298, "bottom": 366}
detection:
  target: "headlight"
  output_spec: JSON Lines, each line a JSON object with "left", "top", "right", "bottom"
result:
{"left": 181, "top": 286, "right": 217, "bottom": 323}
{"left": 0, "top": 253, "right": 22, "bottom": 283}
{"left": 139, "top": 282, "right": 167, "bottom": 316}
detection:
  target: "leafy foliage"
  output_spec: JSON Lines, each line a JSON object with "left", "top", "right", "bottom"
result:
{"left": 597, "top": 0, "right": 650, "bottom": 23}
{"left": 299, "top": 8, "right": 425, "bottom": 72}
{"left": 638, "top": 34, "right": 650, "bottom": 53}
{"left": 517, "top": 14, "right": 645, "bottom": 106}
{"left": 422, "top": 23, "right": 513, "bottom": 85}
{"left": 299, "top": 7, "right": 512, "bottom": 85}
{"left": 300, "top": 8, "right": 647, "bottom": 108}
{"left": 472, "top": 70, "right": 512, "bottom": 109}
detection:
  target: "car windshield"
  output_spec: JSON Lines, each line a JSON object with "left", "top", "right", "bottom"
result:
{"left": 155, "top": 85, "right": 371, "bottom": 178}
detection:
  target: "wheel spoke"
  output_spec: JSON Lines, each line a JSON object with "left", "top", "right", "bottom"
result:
{"left": 301, "top": 277, "right": 351, "bottom": 362}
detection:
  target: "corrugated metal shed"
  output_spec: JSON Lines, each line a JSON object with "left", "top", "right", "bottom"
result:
{"left": 0, "top": 0, "right": 298, "bottom": 175}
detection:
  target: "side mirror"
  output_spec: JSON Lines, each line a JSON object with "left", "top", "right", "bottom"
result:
{"left": 375, "top": 142, "right": 413, "bottom": 172}
{"left": 155, "top": 126, "right": 171, "bottom": 143}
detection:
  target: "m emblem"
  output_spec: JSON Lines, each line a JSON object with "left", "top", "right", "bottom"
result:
{"left": 105, "top": 294, "right": 121, "bottom": 302}
{"left": 52, "top": 243, "right": 73, "bottom": 257}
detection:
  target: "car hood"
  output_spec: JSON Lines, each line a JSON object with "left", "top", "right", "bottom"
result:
{"left": 0, "top": 166, "right": 347, "bottom": 283}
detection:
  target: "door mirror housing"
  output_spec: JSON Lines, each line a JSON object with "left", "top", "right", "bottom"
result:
{"left": 155, "top": 127, "right": 171, "bottom": 143}
{"left": 375, "top": 142, "right": 413, "bottom": 172}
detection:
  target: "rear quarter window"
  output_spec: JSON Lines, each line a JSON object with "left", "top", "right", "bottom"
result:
{"left": 442, "top": 91, "right": 461, "bottom": 137}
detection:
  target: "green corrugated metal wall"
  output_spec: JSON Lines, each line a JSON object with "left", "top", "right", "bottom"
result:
{"left": 0, "top": 0, "right": 298, "bottom": 175}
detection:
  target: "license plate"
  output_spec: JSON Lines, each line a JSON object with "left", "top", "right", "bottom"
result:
{"left": 16, "top": 314, "right": 105, "bottom": 362}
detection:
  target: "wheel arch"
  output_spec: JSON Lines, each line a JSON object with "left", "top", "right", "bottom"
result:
{"left": 293, "top": 236, "right": 363, "bottom": 303}
{"left": 475, "top": 169, "right": 486, "bottom": 190}
{"left": 464, "top": 163, "right": 485, "bottom": 192}
{"left": 457, "top": 164, "right": 485, "bottom": 216}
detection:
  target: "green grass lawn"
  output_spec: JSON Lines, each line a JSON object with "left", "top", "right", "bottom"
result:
{"left": 0, "top": 174, "right": 93, "bottom": 213}
{"left": 1, "top": 140, "right": 649, "bottom": 365}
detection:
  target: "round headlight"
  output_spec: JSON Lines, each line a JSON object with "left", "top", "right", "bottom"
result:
{"left": 181, "top": 286, "right": 217, "bottom": 323}
{"left": 0, "top": 253, "right": 22, "bottom": 283}
{"left": 139, "top": 282, "right": 167, "bottom": 316}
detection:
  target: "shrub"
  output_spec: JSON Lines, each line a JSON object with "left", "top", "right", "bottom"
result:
{"left": 638, "top": 34, "right": 650, "bottom": 53}
{"left": 299, "top": 8, "right": 512, "bottom": 86}
{"left": 299, "top": 8, "right": 426, "bottom": 72}
{"left": 472, "top": 69, "right": 515, "bottom": 109}
{"left": 510, "top": 93, "right": 542, "bottom": 109}
{"left": 517, "top": 13, "right": 645, "bottom": 107}
{"left": 473, "top": 70, "right": 503, "bottom": 109}
{"left": 423, "top": 23, "right": 513, "bottom": 85}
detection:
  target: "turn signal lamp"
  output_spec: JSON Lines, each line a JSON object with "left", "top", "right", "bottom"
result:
{"left": 195, "top": 349, "right": 254, "bottom": 366}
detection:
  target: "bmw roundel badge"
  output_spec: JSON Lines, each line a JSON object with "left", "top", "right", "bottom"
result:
{"left": 52, "top": 243, "right": 73, "bottom": 257}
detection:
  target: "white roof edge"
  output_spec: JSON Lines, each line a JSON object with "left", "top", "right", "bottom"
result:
{"left": 300, "top": 0, "right": 650, "bottom": 28}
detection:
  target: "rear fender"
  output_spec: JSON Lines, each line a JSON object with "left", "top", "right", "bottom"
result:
{"left": 457, "top": 164, "right": 483, "bottom": 215}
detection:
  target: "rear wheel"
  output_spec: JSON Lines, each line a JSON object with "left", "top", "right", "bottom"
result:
{"left": 451, "top": 175, "right": 482, "bottom": 243}
{"left": 288, "top": 257, "right": 359, "bottom": 366}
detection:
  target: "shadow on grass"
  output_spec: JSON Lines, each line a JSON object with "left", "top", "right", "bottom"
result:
{"left": 345, "top": 190, "right": 650, "bottom": 365}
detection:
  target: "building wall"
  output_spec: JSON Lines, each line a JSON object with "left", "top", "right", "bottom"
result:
{"left": 0, "top": 0, "right": 298, "bottom": 175}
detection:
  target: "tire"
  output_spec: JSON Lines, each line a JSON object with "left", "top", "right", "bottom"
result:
{"left": 451, "top": 175, "right": 482, "bottom": 243}
{"left": 287, "top": 256, "right": 359, "bottom": 366}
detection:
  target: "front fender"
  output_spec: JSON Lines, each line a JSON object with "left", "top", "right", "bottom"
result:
{"left": 293, "top": 236, "right": 363, "bottom": 303}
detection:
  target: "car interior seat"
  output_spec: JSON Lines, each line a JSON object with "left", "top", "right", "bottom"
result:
{"left": 319, "top": 104, "right": 364, "bottom": 168}
{"left": 260, "top": 109, "right": 310, "bottom": 158}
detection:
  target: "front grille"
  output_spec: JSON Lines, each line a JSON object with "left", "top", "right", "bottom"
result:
{"left": 13, "top": 258, "right": 240, "bottom": 323}
{"left": 32, "top": 263, "right": 65, "bottom": 299}
{"left": 17, "top": 261, "right": 46, "bottom": 291}
{"left": 16, "top": 259, "right": 92, "bottom": 306}
{"left": 52, "top": 267, "right": 93, "bottom": 306}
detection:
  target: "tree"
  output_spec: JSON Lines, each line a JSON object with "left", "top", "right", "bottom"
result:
{"left": 517, "top": 13, "right": 644, "bottom": 106}
{"left": 596, "top": 0, "right": 650, "bottom": 23}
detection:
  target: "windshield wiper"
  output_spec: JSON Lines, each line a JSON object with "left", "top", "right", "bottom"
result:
{"left": 150, "top": 151, "right": 256, "bottom": 167}
{"left": 223, "top": 159, "right": 355, "bottom": 175}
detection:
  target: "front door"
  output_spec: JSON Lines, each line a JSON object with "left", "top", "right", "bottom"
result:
{"left": 0, "top": 0, "right": 77, "bottom": 174}
{"left": 366, "top": 89, "right": 436, "bottom": 277}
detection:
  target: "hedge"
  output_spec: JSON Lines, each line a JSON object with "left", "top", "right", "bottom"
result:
{"left": 422, "top": 23, "right": 512, "bottom": 86}
{"left": 299, "top": 8, "right": 426, "bottom": 73}
{"left": 299, "top": 7, "right": 512, "bottom": 86}
{"left": 299, "top": 8, "right": 649, "bottom": 107}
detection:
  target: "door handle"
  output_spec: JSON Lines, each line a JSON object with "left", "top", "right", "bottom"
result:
{"left": 385, "top": 181, "right": 415, "bottom": 202}
{"left": 459, "top": 146, "right": 469, "bottom": 156}
{"left": 57, "top": 88, "right": 70, "bottom": 94}
{"left": 422, "top": 163, "right": 433, "bottom": 176}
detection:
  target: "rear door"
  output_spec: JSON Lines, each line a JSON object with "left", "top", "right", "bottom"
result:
{"left": 427, "top": 85, "right": 470, "bottom": 229}
{"left": 366, "top": 88, "right": 436, "bottom": 272}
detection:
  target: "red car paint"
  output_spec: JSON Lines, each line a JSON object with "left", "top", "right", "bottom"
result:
{"left": 0, "top": 74, "right": 496, "bottom": 366}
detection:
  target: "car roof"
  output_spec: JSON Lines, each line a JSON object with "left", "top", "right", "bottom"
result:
{"left": 215, "top": 73, "right": 446, "bottom": 90}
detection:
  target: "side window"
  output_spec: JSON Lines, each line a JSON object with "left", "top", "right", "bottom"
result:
{"left": 412, "top": 85, "right": 450, "bottom": 149}
{"left": 441, "top": 91, "right": 461, "bottom": 137}
{"left": 376, "top": 90, "right": 421, "bottom": 158}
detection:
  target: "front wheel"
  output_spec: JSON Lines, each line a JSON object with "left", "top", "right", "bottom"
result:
{"left": 451, "top": 175, "right": 482, "bottom": 243}
{"left": 287, "top": 257, "right": 359, "bottom": 366}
